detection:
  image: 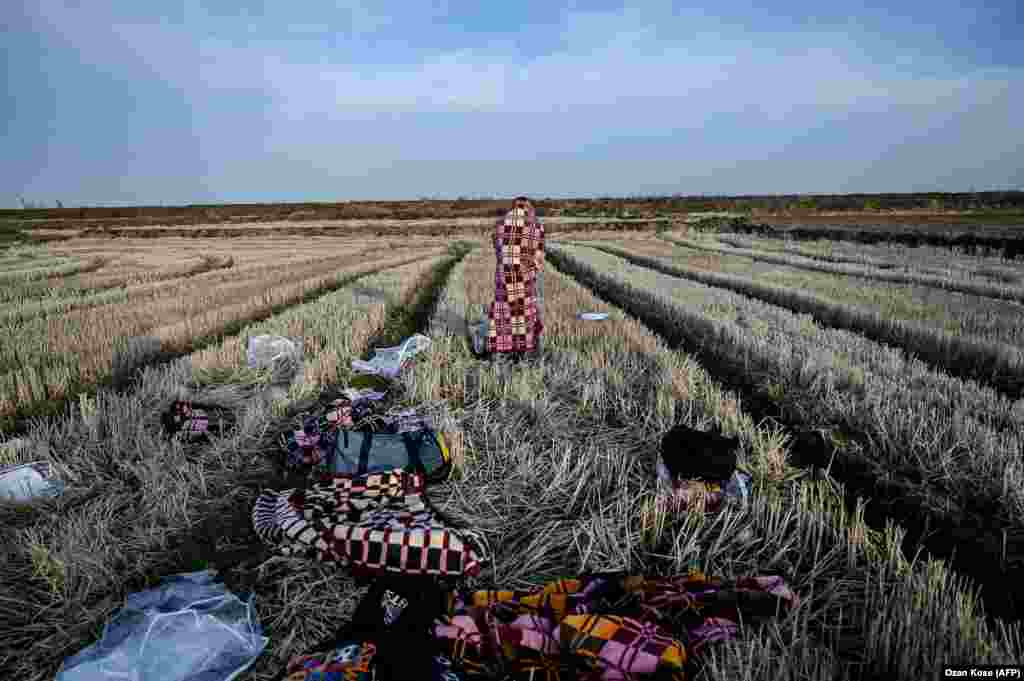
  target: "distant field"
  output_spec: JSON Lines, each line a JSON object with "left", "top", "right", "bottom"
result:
{"left": 3, "top": 226, "right": 1024, "bottom": 681}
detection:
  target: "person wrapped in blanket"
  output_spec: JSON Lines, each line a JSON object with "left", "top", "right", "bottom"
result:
{"left": 279, "top": 570, "right": 799, "bottom": 681}
{"left": 485, "top": 196, "right": 545, "bottom": 363}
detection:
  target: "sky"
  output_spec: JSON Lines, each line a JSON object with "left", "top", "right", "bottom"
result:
{"left": 2, "top": 1, "right": 1022, "bottom": 207}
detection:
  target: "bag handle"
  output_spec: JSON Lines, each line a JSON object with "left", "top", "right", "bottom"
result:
{"left": 401, "top": 431, "right": 426, "bottom": 475}
{"left": 358, "top": 431, "right": 373, "bottom": 475}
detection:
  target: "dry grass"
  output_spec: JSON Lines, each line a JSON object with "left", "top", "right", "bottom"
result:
{"left": 550, "top": 244, "right": 1024, "bottom": 598}
{"left": 583, "top": 236, "right": 1024, "bottom": 397}
{"left": 0, "top": 247, "right": 464, "bottom": 681}
{"left": 719, "top": 233, "right": 1024, "bottom": 285}
{"left": 0, "top": 245, "right": 444, "bottom": 421}
{"left": 673, "top": 231, "right": 1024, "bottom": 304}
{"left": 394, "top": 243, "right": 1024, "bottom": 678}
{"left": 3, "top": 233, "right": 1023, "bottom": 680}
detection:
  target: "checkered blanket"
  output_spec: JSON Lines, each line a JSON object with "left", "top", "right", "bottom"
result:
{"left": 487, "top": 206, "right": 545, "bottom": 354}
{"left": 433, "top": 572, "right": 798, "bottom": 680}
{"left": 252, "top": 469, "right": 488, "bottom": 578}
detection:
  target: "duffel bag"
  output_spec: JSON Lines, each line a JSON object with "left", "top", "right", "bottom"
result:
{"left": 330, "top": 428, "right": 452, "bottom": 482}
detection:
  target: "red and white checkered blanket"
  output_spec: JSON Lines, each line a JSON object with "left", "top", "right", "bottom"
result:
{"left": 252, "top": 468, "right": 488, "bottom": 578}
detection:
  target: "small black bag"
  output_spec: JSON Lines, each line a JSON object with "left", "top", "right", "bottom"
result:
{"left": 306, "top": 574, "right": 452, "bottom": 681}
{"left": 660, "top": 424, "right": 739, "bottom": 481}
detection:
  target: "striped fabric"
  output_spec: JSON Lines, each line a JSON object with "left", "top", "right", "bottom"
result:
{"left": 433, "top": 572, "right": 799, "bottom": 680}
{"left": 486, "top": 204, "right": 545, "bottom": 354}
{"left": 253, "top": 469, "right": 487, "bottom": 578}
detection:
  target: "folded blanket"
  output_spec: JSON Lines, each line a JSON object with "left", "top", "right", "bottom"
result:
{"left": 253, "top": 468, "right": 488, "bottom": 578}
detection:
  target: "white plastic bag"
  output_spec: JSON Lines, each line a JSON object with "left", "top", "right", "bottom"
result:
{"left": 56, "top": 570, "right": 268, "bottom": 681}
{"left": 352, "top": 334, "right": 432, "bottom": 378}
{"left": 0, "top": 461, "right": 64, "bottom": 502}
{"left": 246, "top": 335, "right": 303, "bottom": 381}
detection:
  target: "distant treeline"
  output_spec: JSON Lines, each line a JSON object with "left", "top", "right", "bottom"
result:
{"left": 3, "top": 191, "right": 1023, "bottom": 225}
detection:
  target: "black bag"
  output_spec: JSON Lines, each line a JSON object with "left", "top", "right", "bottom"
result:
{"left": 305, "top": 574, "right": 451, "bottom": 681}
{"left": 660, "top": 424, "right": 739, "bottom": 481}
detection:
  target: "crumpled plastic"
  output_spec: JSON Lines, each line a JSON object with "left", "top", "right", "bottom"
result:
{"left": 56, "top": 570, "right": 268, "bottom": 681}
{"left": 470, "top": 319, "right": 488, "bottom": 355}
{"left": 0, "top": 461, "right": 65, "bottom": 503}
{"left": 352, "top": 334, "right": 431, "bottom": 379}
{"left": 246, "top": 335, "right": 304, "bottom": 388}
{"left": 246, "top": 335, "right": 303, "bottom": 374}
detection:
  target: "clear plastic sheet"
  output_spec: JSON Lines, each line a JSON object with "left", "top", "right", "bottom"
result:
{"left": 0, "top": 461, "right": 64, "bottom": 502}
{"left": 351, "top": 334, "right": 432, "bottom": 378}
{"left": 246, "top": 335, "right": 303, "bottom": 382}
{"left": 56, "top": 570, "right": 268, "bottom": 681}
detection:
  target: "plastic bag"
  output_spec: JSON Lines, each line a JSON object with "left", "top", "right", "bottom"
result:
{"left": 56, "top": 570, "right": 268, "bottom": 681}
{"left": 0, "top": 461, "right": 65, "bottom": 502}
{"left": 352, "top": 334, "right": 432, "bottom": 379}
{"left": 470, "top": 319, "right": 488, "bottom": 355}
{"left": 724, "top": 471, "right": 752, "bottom": 502}
{"left": 246, "top": 335, "right": 303, "bottom": 380}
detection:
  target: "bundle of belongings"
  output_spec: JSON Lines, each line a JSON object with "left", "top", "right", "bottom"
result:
{"left": 279, "top": 570, "right": 799, "bottom": 680}
{"left": 656, "top": 424, "right": 752, "bottom": 514}
{"left": 280, "top": 385, "right": 451, "bottom": 482}
{"left": 161, "top": 400, "right": 236, "bottom": 443}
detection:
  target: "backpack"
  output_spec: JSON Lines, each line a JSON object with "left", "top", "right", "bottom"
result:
{"left": 293, "top": 574, "right": 457, "bottom": 681}
{"left": 659, "top": 424, "right": 739, "bottom": 481}
{"left": 329, "top": 428, "right": 452, "bottom": 482}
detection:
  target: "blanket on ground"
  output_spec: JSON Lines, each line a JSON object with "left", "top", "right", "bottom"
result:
{"left": 433, "top": 572, "right": 798, "bottom": 680}
{"left": 253, "top": 468, "right": 487, "bottom": 578}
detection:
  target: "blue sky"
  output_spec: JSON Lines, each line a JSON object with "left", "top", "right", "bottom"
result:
{"left": 2, "top": 1, "right": 1022, "bottom": 207}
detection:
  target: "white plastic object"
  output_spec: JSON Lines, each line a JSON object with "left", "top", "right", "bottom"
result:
{"left": 578, "top": 312, "right": 609, "bottom": 321}
{"left": 56, "top": 570, "right": 268, "bottom": 681}
{"left": 246, "top": 335, "right": 302, "bottom": 371}
{"left": 0, "top": 461, "right": 64, "bottom": 502}
{"left": 351, "top": 334, "right": 432, "bottom": 378}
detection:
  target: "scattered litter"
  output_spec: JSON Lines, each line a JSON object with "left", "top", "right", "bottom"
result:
{"left": 0, "top": 461, "right": 64, "bottom": 503}
{"left": 352, "top": 334, "right": 432, "bottom": 378}
{"left": 578, "top": 312, "right": 609, "bottom": 321}
{"left": 246, "top": 335, "right": 303, "bottom": 380}
{"left": 341, "top": 387, "right": 388, "bottom": 402}
{"left": 56, "top": 570, "right": 267, "bottom": 681}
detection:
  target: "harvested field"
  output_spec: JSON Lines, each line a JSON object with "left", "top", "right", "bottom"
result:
{"left": 671, "top": 231, "right": 1024, "bottom": 304}
{"left": 548, "top": 242, "right": 1024, "bottom": 616}
{"left": 0, "top": 236, "right": 447, "bottom": 427}
{"left": 718, "top": 233, "right": 1024, "bottom": 285}
{"left": 2, "top": 230, "right": 1024, "bottom": 681}
{"left": 571, "top": 234, "right": 1024, "bottom": 397}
